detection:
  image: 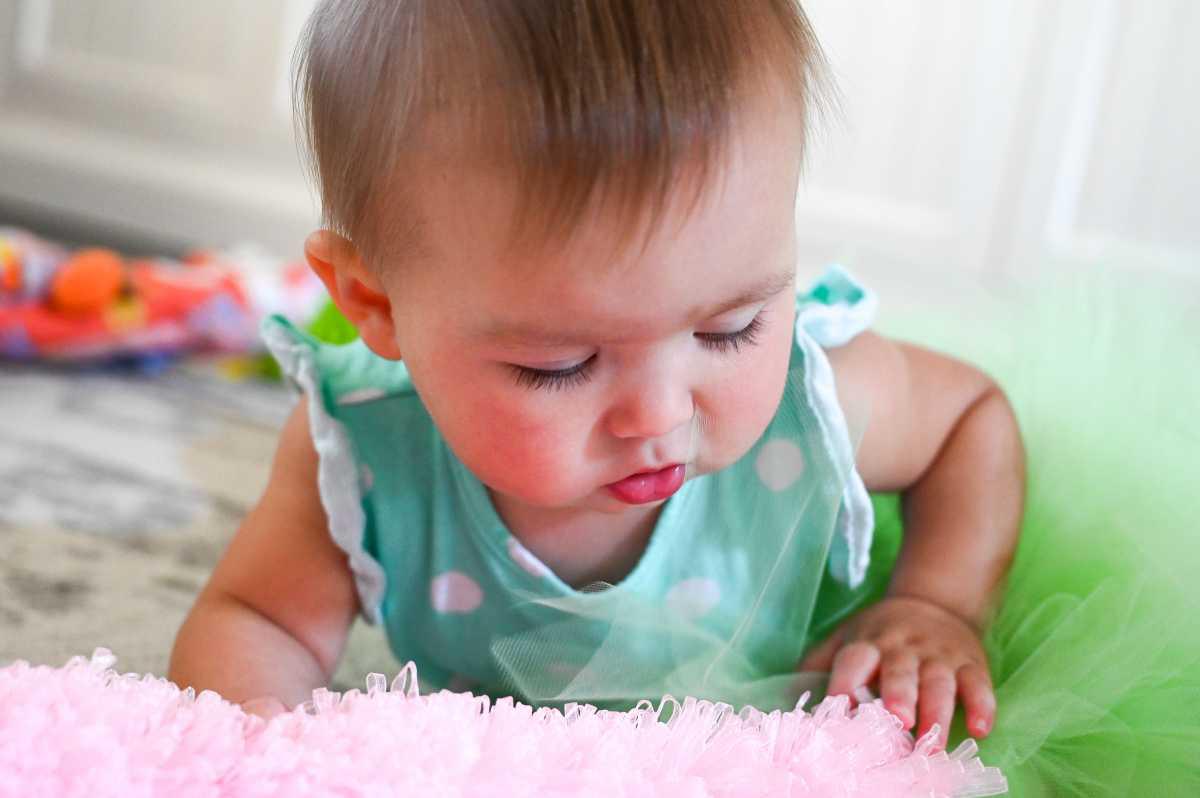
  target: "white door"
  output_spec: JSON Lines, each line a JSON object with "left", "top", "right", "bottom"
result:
{"left": 799, "top": 0, "right": 1199, "bottom": 278}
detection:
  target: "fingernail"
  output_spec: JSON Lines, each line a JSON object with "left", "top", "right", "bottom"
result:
{"left": 970, "top": 717, "right": 991, "bottom": 736}
{"left": 884, "top": 703, "right": 910, "bottom": 727}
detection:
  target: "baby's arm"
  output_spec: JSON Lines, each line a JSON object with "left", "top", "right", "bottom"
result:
{"left": 168, "top": 399, "right": 360, "bottom": 714}
{"left": 801, "top": 332, "right": 1024, "bottom": 743}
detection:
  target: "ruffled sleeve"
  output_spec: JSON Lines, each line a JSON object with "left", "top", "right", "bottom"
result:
{"left": 796, "top": 265, "right": 878, "bottom": 348}
{"left": 261, "top": 315, "right": 389, "bottom": 623}
{"left": 794, "top": 266, "right": 877, "bottom": 588}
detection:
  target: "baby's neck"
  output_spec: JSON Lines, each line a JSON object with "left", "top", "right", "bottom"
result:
{"left": 489, "top": 492, "right": 663, "bottom": 589}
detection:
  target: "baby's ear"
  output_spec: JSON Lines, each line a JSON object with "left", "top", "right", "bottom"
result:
{"left": 304, "top": 230, "right": 403, "bottom": 360}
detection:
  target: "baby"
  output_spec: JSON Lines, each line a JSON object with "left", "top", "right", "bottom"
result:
{"left": 170, "top": 0, "right": 1023, "bottom": 746}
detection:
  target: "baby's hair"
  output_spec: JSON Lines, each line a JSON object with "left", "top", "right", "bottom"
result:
{"left": 295, "top": 0, "right": 828, "bottom": 269}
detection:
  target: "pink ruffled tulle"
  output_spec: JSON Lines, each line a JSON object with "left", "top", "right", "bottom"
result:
{"left": 0, "top": 650, "right": 1005, "bottom": 798}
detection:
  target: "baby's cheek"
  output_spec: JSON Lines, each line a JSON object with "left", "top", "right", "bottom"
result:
{"left": 705, "top": 327, "right": 792, "bottom": 468}
{"left": 716, "top": 380, "right": 778, "bottom": 455}
{"left": 459, "top": 395, "right": 589, "bottom": 502}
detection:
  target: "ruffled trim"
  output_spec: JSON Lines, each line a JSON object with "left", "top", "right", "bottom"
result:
{"left": 796, "top": 266, "right": 877, "bottom": 588}
{"left": 262, "top": 317, "right": 387, "bottom": 623}
{"left": 797, "top": 264, "right": 880, "bottom": 349}
{"left": 0, "top": 649, "right": 1008, "bottom": 796}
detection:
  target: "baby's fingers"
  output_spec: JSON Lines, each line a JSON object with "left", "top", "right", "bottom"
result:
{"left": 826, "top": 641, "right": 880, "bottom": 700}
{"left": 879, "top": 652, "right": 919, "bottom": 729}
{"left": 958, "top": 663, "right": 996, "bottom": 738}
{"left": 241, "top": 696, "right": 289, "bottom": 720}
{"left": 915, "top": 662, "right": 956, "bottom": 747}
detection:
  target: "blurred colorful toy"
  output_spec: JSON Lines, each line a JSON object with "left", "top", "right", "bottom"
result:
{"left": 0, "top": 228, "right": 326, "bottom": 366}
{"left": 0, "top": 238, "right": 21, "bottom": 292}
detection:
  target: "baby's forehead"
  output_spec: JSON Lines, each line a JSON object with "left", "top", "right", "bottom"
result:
{"left": 376, "top": 148, "right": 676, "bottom": 273}
{"left": 390, "top": 92, "right": 805, "bottom": 276}
{"left": 395, "top": 159, "right": 799, "bottom": 337}
{"left": 472, "top": 265, "right": 797, "bottom": 347}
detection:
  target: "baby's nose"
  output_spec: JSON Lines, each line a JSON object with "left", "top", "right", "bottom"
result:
{"left": 606, "top": 383, "right": 695, "bottom": 441}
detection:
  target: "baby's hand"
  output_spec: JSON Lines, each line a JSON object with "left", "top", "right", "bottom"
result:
{"left": 240, "top": 695, "right": 290, "bottom": 720}
{"left": 798, "top": 596, "right": 994, "bottom": 747}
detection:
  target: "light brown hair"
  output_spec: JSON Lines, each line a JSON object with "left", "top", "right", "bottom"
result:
{"left": 295, "top": 0, "right": 828, "bottom": 268}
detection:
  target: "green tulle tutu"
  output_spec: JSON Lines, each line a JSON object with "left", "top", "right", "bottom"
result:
{"left": 860, "top": 264, "right": 1200, "bottom": 796}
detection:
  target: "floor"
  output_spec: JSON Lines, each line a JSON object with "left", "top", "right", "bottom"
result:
{"left": 0, "top": 358, "right": 393, "bottom": 690}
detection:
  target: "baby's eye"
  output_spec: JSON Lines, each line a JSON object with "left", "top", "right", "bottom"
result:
{"left": 509, "top": 356, "right": 596, "bottom": 391}
{"left": 695, "top": 313, "right": 765, "bottom": 354}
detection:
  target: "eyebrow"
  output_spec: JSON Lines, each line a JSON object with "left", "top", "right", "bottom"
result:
{"left": 704, "top": 268, "right": 796, "bottom": 318}
{"left": 481, "top": 267, "right": 796, "bottom": 346}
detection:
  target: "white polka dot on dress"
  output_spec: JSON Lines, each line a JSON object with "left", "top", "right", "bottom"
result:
{"left": 337, "top": 387, "right": 387, "bottom": 406}
{"left": 507, "top": 537, "right": 551, "bottom": 579}
{"left": 430, "top": 571, "right": 484, "bottom": 614}
{"left": 665, "top": 577, "right": 722, "bottom": 620}
{"left": 754, "top": 437, "right": 806, "bottom": 491}
{"left": 360, "top": 464, "right": 374, "bottom": 491}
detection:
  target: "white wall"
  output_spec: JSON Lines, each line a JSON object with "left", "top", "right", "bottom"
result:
{"left": 0, "top": 0, "right": 1196, "bottom": 278}
{"left": 0, "top": 0, "right": 319, "bottom": 254}
{"left": 799, "top": 0, "right": 1200, "bottom": 279}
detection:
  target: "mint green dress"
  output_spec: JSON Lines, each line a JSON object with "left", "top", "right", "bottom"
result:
{"left": 263, "top": 267, "right": 879, "bottom": 709}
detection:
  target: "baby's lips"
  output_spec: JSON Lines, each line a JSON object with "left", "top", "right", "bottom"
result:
{"left": 605, "top": 463, "right": 685, "bottom": 503}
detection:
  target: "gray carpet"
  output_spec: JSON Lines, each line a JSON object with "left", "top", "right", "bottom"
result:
{"left": 0, "top": 360, "right": 394, "bottom": 690}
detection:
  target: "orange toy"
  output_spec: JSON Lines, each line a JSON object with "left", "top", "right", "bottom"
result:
{"left": 49, "top": 248, "right": 126, "bottom": 315}
{"left": 0, "top": 239, "right": 19, "bottom": 292}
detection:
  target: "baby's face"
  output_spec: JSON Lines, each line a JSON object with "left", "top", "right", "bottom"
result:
{"left": 384, "top": 106, "right": 802, "bottom": 523}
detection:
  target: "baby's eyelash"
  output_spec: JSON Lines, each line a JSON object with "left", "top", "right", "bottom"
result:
{"left": 695, "top": 313, "right": 765, "bottom": 354}
{"left": 510, "top": 357, "right": 596, "bottom": 391}
{"left": 510, "top": 314, "right": 764, "bottom": 391}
